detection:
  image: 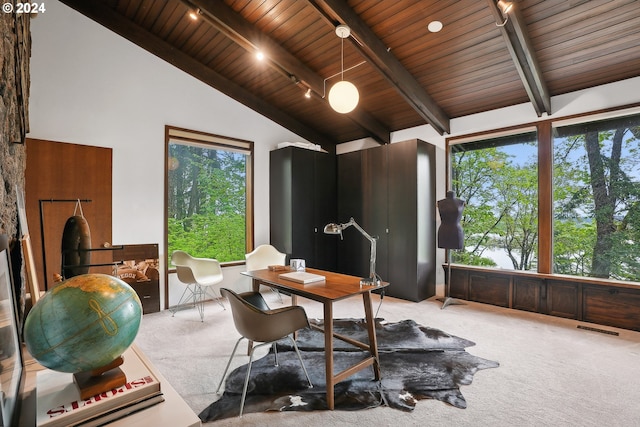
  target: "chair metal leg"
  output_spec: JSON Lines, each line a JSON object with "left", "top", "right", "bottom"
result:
{"left": 273, "top": 341, "right": 278, "bottom": 366}
{"left": 194, "top": 285, "right": 206, "bottom": 322}
{"left": 287, "top": 335, "right": 313, "bottom": 388}
{"left": 170, "top": 284, "right": 196, "bottom": 316}
{"left": 239, "top": 341, "right": 269, "bottom": 417}
{"left": 194, "top": 285, "right": 226, "bottom": 321}
{"left": 220, "top": 337, "right": 313, "bottom": 417}
{"left": 270, "top": 287, "right": 283, "bottom": 303}
{"left": 205, "top": 286, "right": 226, "bottom": 310}
{"left": 216, "top": 336, "right": 245, "bottom": 394}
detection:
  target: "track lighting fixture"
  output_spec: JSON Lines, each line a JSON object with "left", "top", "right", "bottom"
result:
{"left": 496, "top": 1, "right": 513, "bottom": 27}
{"left": 188, "top": 9, "right": 200, "bottom": 21}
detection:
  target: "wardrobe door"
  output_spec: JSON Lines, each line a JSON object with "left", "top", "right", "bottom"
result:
{"left": 312, "top": 150, "right": 337, "bottom": 270}
{"left": 387, "top": 140, "right": 436, "bottom": 301}
{"left": 361, "top": 145, "right": 389, "bottom": 283}
{"left": 387, "top": 140, "right": 419, "bottom": 300}
{"left": 269, "top": 146, "right": 336, "bottom": 269}
{"left": 269, "top": 147, "right": 293, "bottom": 257}
{"left": 336, "top": 150, "right": 363, "bottom": 276}
{"left": 290, "top": 148, "right": 316, "bottom": 262}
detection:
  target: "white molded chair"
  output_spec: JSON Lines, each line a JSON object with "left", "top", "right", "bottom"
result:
{"left": 245, "top": 244, "right": 286, "bottom": 303}
{"left": 170, "top": 250, "right": 225, "bottom": 321}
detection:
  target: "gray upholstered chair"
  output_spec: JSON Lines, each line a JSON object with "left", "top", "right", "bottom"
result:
{"left": 245, "top": 244, "right": 287, "bottom": 303}
{"left": 216, "top": 287, "right": 313, "bottom": 417}
{"left": 170, "top": 250, "right": 225, "bottom": 321}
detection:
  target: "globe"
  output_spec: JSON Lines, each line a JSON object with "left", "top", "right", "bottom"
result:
{"left": 24, "top": 273, "right": 143, "bottom": 373}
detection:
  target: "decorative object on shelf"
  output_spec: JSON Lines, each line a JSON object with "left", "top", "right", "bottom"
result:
{"left": 23, "top": 273, "right": 143, "bottom": 398}
{"left": 437, "top": 191, "right": 466, "bottom": 309}
{"left": 327, "top": 25, "right": 359, "bottom": 114}
{"left": 289, "top": 258, "right": 306, "bottom": 272}
{"left": 324, "top": 217, "right": 380, "bottom": 286}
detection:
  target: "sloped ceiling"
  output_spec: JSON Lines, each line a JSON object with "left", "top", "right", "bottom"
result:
{"left": 60, "top": 0, "right": 640, "bottom": 149}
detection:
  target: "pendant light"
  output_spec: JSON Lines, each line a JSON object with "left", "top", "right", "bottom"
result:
{"left": 328, "top": 25, "right": 359, "bottom": 114}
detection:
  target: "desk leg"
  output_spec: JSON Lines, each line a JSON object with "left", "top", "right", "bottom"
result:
{"left": 324, "top": 302, "right": 335, "bottom": 410}
{"left": 363, "top": 292, "right": 381, "bottom": 380}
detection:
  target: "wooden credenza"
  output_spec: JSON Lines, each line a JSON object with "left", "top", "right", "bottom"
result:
{"left": 449, "top": 265, "right": 640, "bottom": 332}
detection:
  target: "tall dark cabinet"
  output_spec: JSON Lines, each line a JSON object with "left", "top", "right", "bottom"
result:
{"left": 337, "top": 139, "right": 436, "bottom": 301}
{"left": 269, "top": 146, "right": 337, "bottom": 270}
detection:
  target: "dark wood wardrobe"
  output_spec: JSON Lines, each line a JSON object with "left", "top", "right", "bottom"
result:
{"left": 336, "top": 139, "right": 436, "bottom": 301}
{"left": 269, "top": 146, "right": 337, "bottom": 271}
{"left": 270, "top": 139, "right": 436, "bottom": 302}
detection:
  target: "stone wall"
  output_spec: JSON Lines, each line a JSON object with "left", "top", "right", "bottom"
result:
{"left": 1, "top": 9, "right": 31, "bottom": 320}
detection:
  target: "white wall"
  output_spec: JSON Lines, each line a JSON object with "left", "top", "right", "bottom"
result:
{"left": 27, "top": 1, "right": 309, "bottom": 305}
{"left": 28, "top": 1, "right": 640, "bottom": 302}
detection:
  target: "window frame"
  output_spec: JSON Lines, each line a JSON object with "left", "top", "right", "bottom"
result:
{"left": 448, "top": 127, "right": 539, "bottom": 271}
{"left": 446, "top": 103, "right": 640, "bottom": 281}
{"left": 164, "top": 125, "right": 254, "bottom": 274}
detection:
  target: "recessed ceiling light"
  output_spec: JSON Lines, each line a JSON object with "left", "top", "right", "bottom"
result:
{"left": 428, "top": 20, "right": 443, "bottom": 33}
{"left": 256, "top": 51, "right": 265, "bottom": 61}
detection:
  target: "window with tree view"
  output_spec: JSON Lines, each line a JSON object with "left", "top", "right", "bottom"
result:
{"left": 450, "top": 131, "right": 538, "bottom": 270}
{"left": 553, "top": 113, "right": 640, "bottom": 282}
{"left": 166, "top": 127, "right": 253, "bottom": 263}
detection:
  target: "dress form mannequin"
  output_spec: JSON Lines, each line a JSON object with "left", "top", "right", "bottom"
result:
{"left": 437, "top": 191, "right": 465, "bottom": 250}
{"left": 437, "top": 191, "right": 465, "bottom": 309}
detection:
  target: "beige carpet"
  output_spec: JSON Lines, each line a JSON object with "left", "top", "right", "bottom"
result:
{"left": 134, "top": 290, "right": 640, "bottom": 427}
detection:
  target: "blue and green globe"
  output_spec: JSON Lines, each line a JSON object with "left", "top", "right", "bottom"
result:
{"left": 24, "top": 273, "right": 143, "bottom": 373}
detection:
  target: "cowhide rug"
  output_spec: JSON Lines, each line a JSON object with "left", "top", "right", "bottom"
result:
{"left": 199, "top": 318, "right": 499, "bottom": 421}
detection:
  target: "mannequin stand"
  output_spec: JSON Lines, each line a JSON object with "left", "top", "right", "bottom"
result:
{"left": 437, "top": 249, "right": 465, "bottom": 309}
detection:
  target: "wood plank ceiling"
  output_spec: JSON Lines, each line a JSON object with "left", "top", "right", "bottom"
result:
{"left": 59, "top": 0, "right": 640, "bottom": 149}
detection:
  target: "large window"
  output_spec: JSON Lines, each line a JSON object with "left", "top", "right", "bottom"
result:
{"left": 553, "top": 113, "right": 640, "bottom": 281}
{"left": 450, "top": 131, "right": 538, "bottom": 270}
{"left": 166, "top": 127, "right": 253, "bottom": 264}
{"left": 448, "top": 108, "right": 640, "bottom": 284}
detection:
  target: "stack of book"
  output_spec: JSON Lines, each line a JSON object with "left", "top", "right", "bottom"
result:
{"left": 35, "top": 345, "right": 164, "bottom": 427}
{"left": 279, "top": 271, "right": 326, "bottom": 284}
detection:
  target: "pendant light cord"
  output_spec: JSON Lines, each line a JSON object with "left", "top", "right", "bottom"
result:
{"left": 340, "top": 36, "right": 344, "bottom": 81}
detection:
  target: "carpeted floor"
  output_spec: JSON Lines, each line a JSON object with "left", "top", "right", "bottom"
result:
{"left": 199, "top": 318, "right": 499, "bottom": 421}
{"left": 134, "top": 291, "right": 640, "bottom": 426}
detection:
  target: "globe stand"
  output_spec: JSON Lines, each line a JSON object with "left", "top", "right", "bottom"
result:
{"left": 73, "top": 355, "right": 126, "bottom": 400}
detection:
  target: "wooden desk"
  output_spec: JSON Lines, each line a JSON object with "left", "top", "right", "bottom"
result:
{"left": 241, "top": 268, "right": 389, "bottom": 410}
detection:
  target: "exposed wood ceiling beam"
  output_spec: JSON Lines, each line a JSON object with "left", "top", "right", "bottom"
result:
{"left": 309, "top": 0, "right": 451, "bottom": 135}
{"left": 58, "top": 0, "right": 339, "bottom": 148}
{"left": 486, "top": 0, "right": 551, "bottom": 116}
{"left": 185, "top": 0, "right": 390, "bottom": 145}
